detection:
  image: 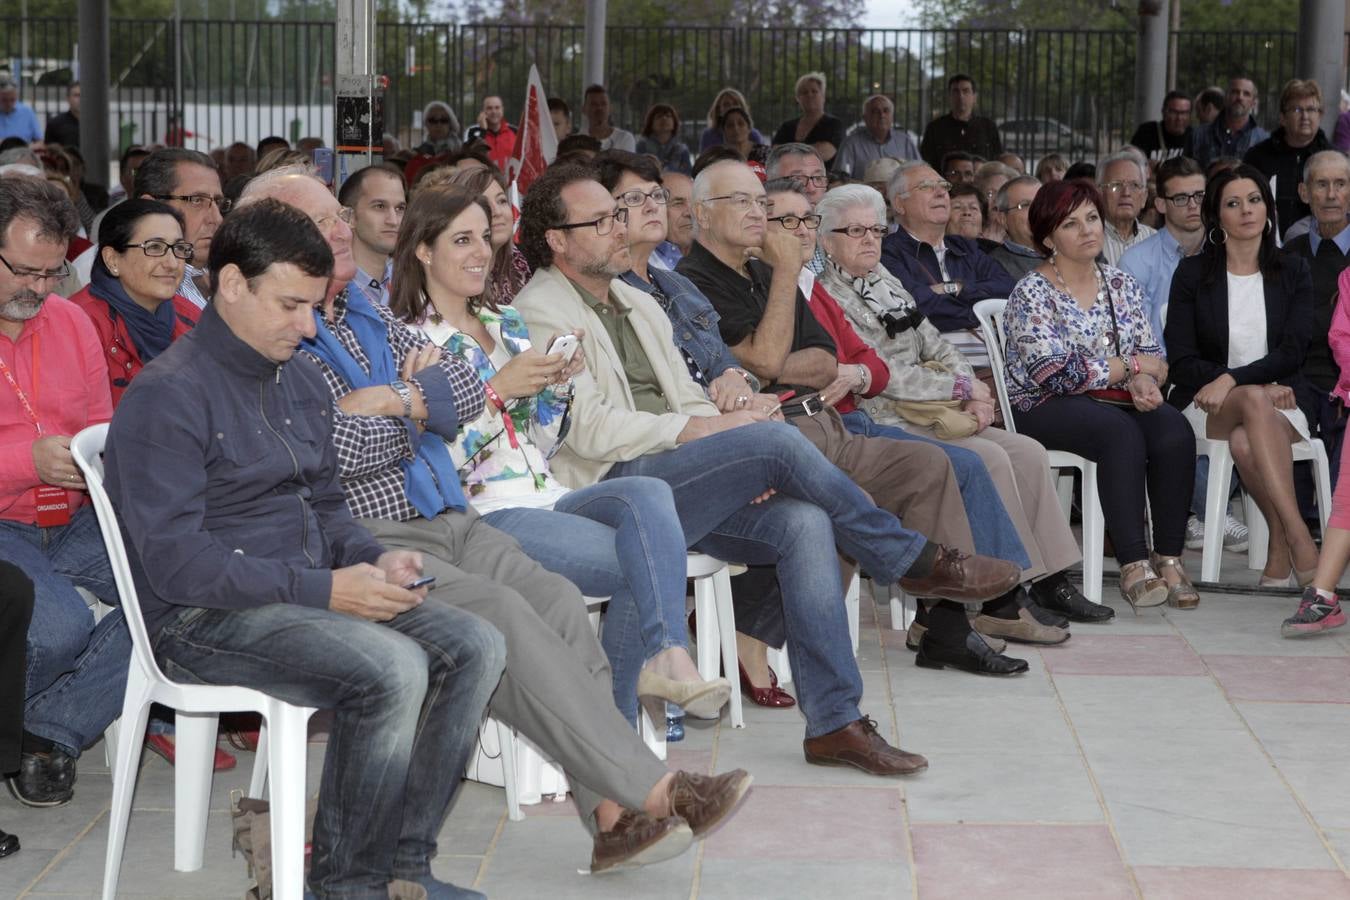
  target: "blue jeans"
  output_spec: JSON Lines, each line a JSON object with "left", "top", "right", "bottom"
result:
{"left": 482, "top": 476, "right": 689, "bottom": 723}
{"left": 153, "top": 598, "right": 505, "bottom": 899}
{"left": 0, "top": 505, "right": 130, "bottom": 756}
{"left": 605, "top": 421, "right": 930, "bottom": 738}
{"left": 840, "top": 410, "right": 1030, "bottom": 568}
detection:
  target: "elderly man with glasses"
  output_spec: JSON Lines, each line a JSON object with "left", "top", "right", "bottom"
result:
{"left": 1245, "top": 79, "right": 1334, "bottom": 240}
{"left": 987, "top": 175, "right": 1044, "bottom": 280}
{"left": 133, "top": 148, "right": 229, "bottom": 310}
{"left": 1096, "top": 150, "right": 1157, "bottom": 265}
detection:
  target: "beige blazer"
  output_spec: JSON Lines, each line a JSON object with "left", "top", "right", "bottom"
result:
{"left": 513, "top": 265, "right": 718, "bottom": 487}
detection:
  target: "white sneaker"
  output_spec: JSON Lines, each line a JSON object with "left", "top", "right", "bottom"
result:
{"left": 1223, "top": 515, "right": 1249, "bottom": 552}
{"left": 1185, "top": 516, "right": 1205, "bottom": 550}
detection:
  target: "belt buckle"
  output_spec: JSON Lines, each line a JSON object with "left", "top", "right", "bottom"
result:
{"left": 801, "top": 396, "right": 823, "bottom": 417}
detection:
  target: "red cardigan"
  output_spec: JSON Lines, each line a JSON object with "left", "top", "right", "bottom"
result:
{"left": 804, "top": 279, "right": 891, "bottom": 414}
{"left": 69, "top": 285, "right": 200, "bottom": 406}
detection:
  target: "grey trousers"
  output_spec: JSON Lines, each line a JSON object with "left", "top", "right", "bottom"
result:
{"left": 361, "top": 508, "right": 668, "bottom": 834}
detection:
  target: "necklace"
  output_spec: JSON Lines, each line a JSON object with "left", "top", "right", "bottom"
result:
{"left": 1051, "top": 259, "right": 1116, "bottom": 351}
{"left": 1050, "top": 257, "right": 1106, "bottom": 306}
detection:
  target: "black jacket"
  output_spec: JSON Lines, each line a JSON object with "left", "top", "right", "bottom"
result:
{"left": 1163, "top": 252, "right": 1313, "bottom": 411}
{"left": 1244, "top": 127, "right": 1333, "bottom": 240}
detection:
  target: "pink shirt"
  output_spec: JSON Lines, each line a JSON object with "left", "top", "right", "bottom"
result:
{"left": 0, "top": 293, "right": 113, "bottom": 523}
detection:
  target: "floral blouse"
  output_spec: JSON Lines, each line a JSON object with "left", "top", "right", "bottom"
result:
{"left": 1002, "top": 266, "right": 1162, "bottom": 412}
{"left": 416, "top": 305, "right": 571, "bottom": 512}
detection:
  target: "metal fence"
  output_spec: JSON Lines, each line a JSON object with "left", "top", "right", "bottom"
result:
{"left": 0, "top": 18, "right": 1328, "bottom": 163}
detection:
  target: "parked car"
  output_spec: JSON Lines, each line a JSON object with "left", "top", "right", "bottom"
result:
{"left": 997, "top": 116, "right": 1096, "bottom": 160}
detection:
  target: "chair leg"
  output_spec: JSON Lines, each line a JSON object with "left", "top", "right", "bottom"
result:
{"left": 495, "top": 719, "right": 523, "bottom": 822}
{"left": 1202, "top": 450, "right": 1231, "bottom": 582}
{"left": 101, "top": 682, "right": 152, "bottom": 900}
{"left": 888, "top": 585, "right": 911, "bottom": 630}
{"left": 638, "top": 703, "right": 667, "bottom": 761}
{"left": 844, "top": 571, "right": 860, "bottom": 655}
{"left": 693, "top": 574, "right": 720, "bottom": 681}
{"left": 711, "top": 566, "right": 744, "bottom": 728}
{"left": 173, "top": 711, "right": 219, "bottom": 872}
{"left": 1079, "top": 464, "right": 1104, "bottom": 604}
{"left": 248, "top": 719, "right": 269, "bottom": 800}
{"left": 1055, "top": 471, "right": 1074, "bottom": 523}
{"left": 102, "top": 718, "right": 120, "bottom": 773}
{"left": 266, "top": 704, "right": 313, "bottom": 900}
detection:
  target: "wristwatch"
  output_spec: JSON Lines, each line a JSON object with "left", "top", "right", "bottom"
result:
{"left": 942, "top": 281, "right": 960, "bottom": 295}
{"left": 390, "top": 380, "right": 414, "bottom": 418}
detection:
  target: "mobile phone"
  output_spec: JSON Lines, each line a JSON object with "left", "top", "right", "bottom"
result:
{"left": 403, "top": 575, "right": 436, "bottom": 590}
{"left": 546, "top": 333, "right": 579, "bottom": 363}
{"left": 776, "top": 389, "right": 797, "bottom": 402}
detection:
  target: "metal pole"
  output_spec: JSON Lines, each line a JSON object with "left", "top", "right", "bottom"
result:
{"left": 78, "top": 0, "right": 111, "bottom": 191}
{"left": 335, "top": 0, "right": 377, "bottom": 181}
{"left": 1167, "top": 0, "right": 1180, "bottom": 91}
{"left": 1296, "top": 0, "right": 1346, "bottom": 137}
{"left": 1135, "top": 0, "right": 1169, "bottom": 132}
{"left": 583, "top": 0, "right": 606, "bottom": 88}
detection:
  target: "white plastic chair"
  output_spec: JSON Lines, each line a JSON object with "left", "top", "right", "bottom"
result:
{"left": 71, "top": 424, "right": 316, "bottom": 900}
{"left": 75, "top": 586, "right": 121, "bottom": 771}
{"left": 1197, "top": 436, "right": 1333, "bottom": 582}
{"left": 974, "top": 298, "right": 1106, "bottom": 604}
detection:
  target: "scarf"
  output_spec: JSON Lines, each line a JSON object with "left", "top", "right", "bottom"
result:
{"left": 820, "top": 258, "right": 925, "bottom": 337}
{"left": 303, "top": 286, "right": 467, "bottom": 519}
{"left": 88, "top": 257, "right": 177, "bottom": 362}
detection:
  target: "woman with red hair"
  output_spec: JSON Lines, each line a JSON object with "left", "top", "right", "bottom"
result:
{"left": 1001, "top": 179, "right": 1198, "bottom": 611}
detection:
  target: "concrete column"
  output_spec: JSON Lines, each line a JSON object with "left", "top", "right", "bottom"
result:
{"left": 1297, "top": 0, "right": 1346, "bottom": 137}
{"left": 77, "top": 0, "right": 110, "bottom": 190}
{"left": 335, "top": 0, "right": 377, "bottom": 179}
{"left": 583, "top": 0, "right": 606, "bottom": 88}
{"left": 1135, "top": 0, "right": 1169, "bottom": 132}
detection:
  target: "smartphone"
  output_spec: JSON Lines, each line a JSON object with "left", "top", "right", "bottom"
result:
{"left": 546, "top": 333, "right": 579, "bottom": 363}
{"left": 403, "top": 575, "right": 436, "bottom": 591}
{"left": 312, "top": 147, "right": 335, "bottom": 186}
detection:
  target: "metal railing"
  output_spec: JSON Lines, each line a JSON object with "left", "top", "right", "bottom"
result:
{"left": 0, "top": 19, "right": 1327, "bottom": 163}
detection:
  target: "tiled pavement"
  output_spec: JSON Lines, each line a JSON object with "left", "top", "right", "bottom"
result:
{"left": 8, "top": 555, "right": 1350, "bottom": 898}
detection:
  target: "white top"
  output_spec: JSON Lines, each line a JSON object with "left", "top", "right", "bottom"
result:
{"left": 1226, "top": 271, "right": 1267, "bottom": 368}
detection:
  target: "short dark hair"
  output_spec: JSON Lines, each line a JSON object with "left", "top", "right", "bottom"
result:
{"left": 1064, "top": 161, "right": 1097, "bottom": 181}
{"left": 257, "top": 135, "right": 290, "bottom": 158}
{"left": 547, "top": 96, "right": 570, "bottom": 118}
{"left": 1154, "top": 155, "right": 1203, "bottom": 197}
{"left": 583, "top": 83, "right": 607, "bottom": 99}
{"left": 596, "top": 149, "right": 662, "bottom": 192}
{"left": 948, "top": 73, "right": 976, "bottom": 92}
{"left": 0, "top": 137, "right": 26, "bottom": 154}
{"left": 556, "top": 133, "right": 602, "bottom": 157}
{"left": 692, "top": 145, "right": 745, "bottom": 179}
{"left": 134, "top": 148, "right": 217, "bottom": 198}
{"left": 1196, "top": 87, "right": 1225, "bottom": 111}
{"left": 337, "top": 162, "right": 406, "bottom": 207}
{"left": 940, "top": 150, "right": 975, "bottom": 173}
{"left": 119, "top": 144, "right": 149, "bottom": 176}
{"left": 519, "top": 163, "right": 598, "bottom": 270}
{"left": 1028, "top": 179, "right": 1107, "bottom": 256}
{"left": 207, "top": 197, "right": 333, "bottom": 296}
{"left": 716, "top": 106, "right": 752, "bottom": 131}
{"left": 0, "top": 178, "right": 79, "bottom": 249}
{"left": 641, "top": 103, "right": 681, "bottom": 139}
{"left": 1163, "top": 90, "right": 1190, "bottom": 109}
{"left": 949, "top": 182, "right": 988, "bottom": 221}
{"left": 97, "top": 198, "right": 185, "bottom": 255}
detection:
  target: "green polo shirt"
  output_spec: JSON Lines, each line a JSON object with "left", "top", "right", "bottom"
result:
{"left": 572, "top": 278, "right": 671, "bottom": 415}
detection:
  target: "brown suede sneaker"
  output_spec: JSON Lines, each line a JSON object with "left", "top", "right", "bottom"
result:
{"left": 899, "top": 545, "right": 1021, "bottom": 602}
{"left": 667, "top": 769, "right": 754, "bottom": 837}
{"left": 590, "top": 810, "right": 693, "bottom": 874}
{"left": 804, "top": 716, "right": 929, "bottom": 776}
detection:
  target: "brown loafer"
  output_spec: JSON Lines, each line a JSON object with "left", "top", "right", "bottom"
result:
{"left": 590, "top": 809, "right": 693, "bottom": 874}
{"left": 906, "top": 620, "right": 1007, "bottom": 653}
{"left": 667, "top": 769, "right": 753, "bottom": 837}
{"left": 972, "top": 608, "right": 1070, "bottom": 645}
{"left": 899, "top": 545, "right": 1021, "bottom": 603}
{"left": 803, "top": 716, "right": 929, "bottom": 776}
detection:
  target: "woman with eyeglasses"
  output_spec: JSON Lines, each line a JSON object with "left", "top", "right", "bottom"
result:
{"left": 1166, "top": 164, "right": 1319, "bottom": 614}
{"left": 69, "top": 199, "right": 200, "bottom": 406}
{"left": 446, "top": 164, "right": 532, "bottom": 306}
{"left": 392, "top": 185, "right": 731, "bottom": 729}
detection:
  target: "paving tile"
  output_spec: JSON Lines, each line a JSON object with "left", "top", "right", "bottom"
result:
{"left": 910, "top": 823, "right": 1133, "bottom": 899}
{"left": 710, "top": 722, "right": 910, "bottom": 789}
{"left": 1207, "top": 654, "right": 1350, "bottom": 703}
{"left": 439, "top": 780, "right": 510, "bottom": 854}
{"left": 702, "top": 785, "right": 907, "bottom": 861}
{"left": 1133, "top": 866, "right": 1350, "bottom": 899}
{"left": 903, "top": 751, "right": 1102, "bottom": 824}
{"left": 1, "top": 846, "right": 57, "bottom": 896}
{"left": 1039, "top": 634, "right": 1207, "bottom": 676}
{"left": 696, "top": 859, "right": 909, "bottom": 899}
{"left": 1237, "top": 701, "right": 1350, "bottom": 829}
{"left": 7, "top": 775, "right": 112, "bottom": 852}
{"left": 1170, "top": 596, "right": 1349, "bottom": 657}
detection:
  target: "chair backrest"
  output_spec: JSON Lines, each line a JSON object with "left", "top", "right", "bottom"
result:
{"left": 70, "top": 424, "right": 173, "bottom": 689}
{"left": 971, "top": 297, "right": 1018, "bottom": 435}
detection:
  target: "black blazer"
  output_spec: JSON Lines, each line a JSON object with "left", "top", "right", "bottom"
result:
{"left": 1163, "top": 252, "right": 1312, "bottom": 410}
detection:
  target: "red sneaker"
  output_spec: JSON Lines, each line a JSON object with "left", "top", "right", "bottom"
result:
{"left": 144, "top": 733, "right": 238, "bottom": 771}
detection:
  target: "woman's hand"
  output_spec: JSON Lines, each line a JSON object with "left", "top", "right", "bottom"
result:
{"left": 547, "top": 329, "right": 587, "bottom": 383}
{"left": 969, "top": 376, "right": 993, "bottom": 403}
{"left": 1193, "top": 373, "right": 1236, "bottom": 415}
{"left": 1263, "top": 383, "right": 1296, "bottom": 410}
{"left": 1129, "top": 374, "right": 1164, "bottom": 412}
{"left": 488, "top": 348, "right": 567, "bottom": 401}
{"left": 709, "top": 368, "right": 755, "bottom": 413}
{"left": 1135, "top": 354, "right": 1168, "bottom": 383}
{"left": 961, "top": 398, "right": 995, "bottom": 431}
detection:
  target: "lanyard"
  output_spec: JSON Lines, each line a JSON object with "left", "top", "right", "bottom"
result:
{"left": 0, "top": 333, "right": 40, "bottom": 434}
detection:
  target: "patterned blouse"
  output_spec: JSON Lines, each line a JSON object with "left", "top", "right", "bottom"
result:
{"left": 1002, "top": 266, "right": 1162, "bottom": 412}
{"left": 416, "top": 305, "right": 571, "bottom": 513}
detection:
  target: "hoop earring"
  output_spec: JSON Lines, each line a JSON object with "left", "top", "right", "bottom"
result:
{"left": 1207, "top": 226, "right": 1227, "bottom": 245}
{"left": 1264, "top": 218, "right": 1273, "bottom": 236}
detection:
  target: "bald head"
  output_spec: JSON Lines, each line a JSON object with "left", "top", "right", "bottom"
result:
{"left": 692, "top": 160, "right": 767, "bottom": 254}
{"left": 239, "top": 168, "right": 356, "bottom": 286}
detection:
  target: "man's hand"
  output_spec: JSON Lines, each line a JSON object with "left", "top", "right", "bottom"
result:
{"left": 488, "top": 348, "right": 568, "bottom": 401}
{"left": 1194, "top": 373, "right": 1236, "bottom": 415}
{"left": 330, "top": 563, "right": 423, "bottom": 622}
{"left": 709, "top": 369, "right": 755, "bottom": 413}
{"left": 33, "top": 435, "right": 84, "bottom": 489}
{"left": 401, "top": 343, "right": 441, "bottom": 383}
{"left": 751, "top": 224, "right": 804, "bottom": 271}
{"left": 1263, "top": 383, "right": 1296, "bottom": 410}
{"left": 375, "top": 550, "right": 429, "bottom": 595}
{"left": 1129, "top": 374, "right": 1164, "bottom": 411}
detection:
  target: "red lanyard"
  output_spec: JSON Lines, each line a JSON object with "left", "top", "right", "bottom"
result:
{"left": 0, "top": 333, "right": 40, "bottom": 434}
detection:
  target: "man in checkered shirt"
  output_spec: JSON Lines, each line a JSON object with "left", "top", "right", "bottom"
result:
{"left": 237, "top": 168, "right": 752, "bottom": 875}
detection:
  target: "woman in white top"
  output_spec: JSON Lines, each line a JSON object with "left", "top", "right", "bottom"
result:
{"left": 1165, "top": 164, "right": 1317, "bottom": 594}
{"left": 391, "top": 184, "right": 730, "bottom": 725}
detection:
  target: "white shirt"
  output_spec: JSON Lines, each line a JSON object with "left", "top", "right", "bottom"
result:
{"left": 1226, "top": 272, "right": 1267, "bottom": 368}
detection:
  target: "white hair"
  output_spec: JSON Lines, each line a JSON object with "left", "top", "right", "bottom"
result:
{"left": 237, "top": 164, "right": 324, "bottom": 207}
{"left": 862, "top": 93, "right": 893, "bottom": 115}
{"left": 690, "top": 159, "right": 753, "bottom": 237}
{"left": 795, "top": 71, "right": 826, "bottom": 95}
{"left": 1097, "top": 150, "right": 1147, "bottom": 186}
{"left": 816, "top": 184, "right": 887, "bottom": 234}
{"left": 1304, "top": 149, "right": 1350, "bottom": 187}
{"left": 886, "top": 159, "right": 932, "bottom": 202}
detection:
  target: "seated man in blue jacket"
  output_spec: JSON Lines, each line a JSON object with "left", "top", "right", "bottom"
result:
{"left": 105, "top": 199, "right": 506, "bottom": 900}
{"left": 881, "top": 160, "right": 1015, "bottom": 366}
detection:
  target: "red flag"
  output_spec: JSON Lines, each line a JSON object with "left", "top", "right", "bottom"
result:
{"left": 506, "top": 65, "right": 557, "bottom": 201}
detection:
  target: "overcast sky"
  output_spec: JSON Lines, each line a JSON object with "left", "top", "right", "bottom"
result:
{"left": 863, "top": 0, "right": 921, "bottom": 27}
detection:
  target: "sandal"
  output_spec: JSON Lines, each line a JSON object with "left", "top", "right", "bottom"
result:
{"left": 1119, "top": 560, "right": 1168, "bottom": 611}
{"left": 1151, "top": 553, "right": 1200, "bottom": 610}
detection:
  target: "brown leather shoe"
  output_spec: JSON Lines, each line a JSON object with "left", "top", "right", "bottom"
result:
{"left": 667, "top": 769, "right": 754, "bottom": 837}
{"left": 590, "top": 809, "right": 692, "bottom": 874}
{"left": 899, "top": 545, "right": 1021, "bottom": 602}
{"left": 803, "top": 716, "right": 929, "bottom": 776}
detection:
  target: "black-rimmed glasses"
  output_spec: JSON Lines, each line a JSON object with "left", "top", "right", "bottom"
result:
{"left": 126, "top": 239, "right": 195, "bottom": 260}
{"left": 0, "top": 251, "right": 64, "bottom": 283}
{"left": 769, "top": 213, "right": 821, "bottom": 230}
{"left": 553, "top": 207, "right": 629, "bottom": 236}
{"left": 830, "top": 224, "right": 888, "bottom": 239}
{"left": 616, "top": 187, "right": 670, "bottom": 207}
{"left": 154, "top": 193, "right": 233, "bottom": 214}
{"left": 1163, "top": 191, "right": 1206, "bottom": 208}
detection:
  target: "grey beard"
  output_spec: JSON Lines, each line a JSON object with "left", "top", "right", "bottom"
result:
{"left": 0, "top": 294, "right": 43, "bottom": 323}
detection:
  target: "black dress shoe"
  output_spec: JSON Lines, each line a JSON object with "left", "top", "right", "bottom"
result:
{"left": 915, "top": 631, "right": 1030, "bottom": 676}
{"left": 1032, "top": 573, "right": 1116, "bottom": 623}
{"left": 0, "top": 828, "right": 18, "bottom": 858}
{"left": 5, "top": 750, "right": 75, "bottom": 808}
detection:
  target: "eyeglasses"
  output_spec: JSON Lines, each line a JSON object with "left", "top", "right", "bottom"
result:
{"left": 702, "top": 193, "right": 769, "bottom": 212}
{"left": 1163, "top": 190, "right": 1206, "bottom": 208}
{"left": 553, "top": 207, "right": 629, "bottom": 236}
{"left": 789, "top": 174, "right": 829, "bottom": 188}
{"left": 999, "top": 199, "right": 1034, "bottom": 213}
{"left": 904, "top": 179, "right": 952, "bottom": 195}
{"left": 155, "top": 193, "right": 232, "bottom": 213}
{"left": 0, "top": 251, "right": 64, "bottom": 284}
{"left": 830, "top": 224, "right": 888, "bottom": 239}
{"left": 1105, "top": 181, "right": 1144, "bottom": 194}
{"left": 125, "top": 239, "right": 195, "bottom": 260}
{"left": 768, "top": 213, "right": 822, "bottom": 230}
{"left": 616, "top": 187, "right": 670, "bottom": 207}
{"left": 425, "top": 116, "right": 450, "bottom": 125}
{"left": 1286, "top": 105, "right": 1322, "bottom": 117}
{"left": 313, "top": 206, "right": 356, "bottom": 232}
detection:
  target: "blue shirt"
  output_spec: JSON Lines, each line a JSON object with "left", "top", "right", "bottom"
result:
{"left": 0, "top": 103, "right": 40, "bottom": 143}
{"left": 1307, "top": 222, "right": 1350, "bottom": 257}
{"left": 833, "top": 127, "right": 920, "bottom": 177}
{"left": 353, "top": 259, "right": 393, "bottom": 307}
{"left": 1117, "top": 227, "right": 1186, "bottom": 355}
{"left": 649, "top": 241, "right": 683, "bottom": 272}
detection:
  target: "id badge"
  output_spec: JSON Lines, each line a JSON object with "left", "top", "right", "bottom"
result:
{"left": 34, "top": 485, "right": 71, "bottom": 527}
